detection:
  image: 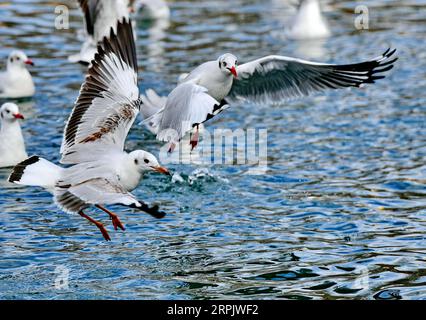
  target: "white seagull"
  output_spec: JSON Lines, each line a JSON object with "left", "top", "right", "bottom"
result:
{"left": 69, "top": 0, "right": 130, "bottom": 65}
{"left": 9, "top": 19, "right": 170, "bottom": 241}
{"left": 286, "top": 0, "right": 330, "bottom": 40}
{"left": 0, "top": 103, "right": 27, "bottom": 168}
{"left": 0, "top": 50, "right": 35, "bottom": 99}
{"left": 147, "top": 49, "right": 397, "bottom": 152}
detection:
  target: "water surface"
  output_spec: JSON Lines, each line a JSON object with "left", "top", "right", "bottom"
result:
{"left": 0, "top": 0, "right": 425, "bottom": 299}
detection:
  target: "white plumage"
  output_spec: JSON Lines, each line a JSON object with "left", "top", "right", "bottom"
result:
{"left": 0, "top": 51, "right": 35, "bottom": 99}
{"left": 11, "top": 157, "right": 61, "bottom": 192}
{"left": 0, "top": 103, "right": 27, "bottom": 168}
{"left": 139, "top": 89, "right": 168, "bottom": 134}
{"left": 286, "top": 0, "right": 330, "bottom": 40}
{"left": 69, "top": 0, "right": 130, "bottom": 65}
{"left": 156, "top": 83, "right": 219, "bottom": 145}
{"left": 149, "top": 49, "right": 397, "bottom": 150}
{"left": 9, "top": 19, "right": 170, "bottom": 241}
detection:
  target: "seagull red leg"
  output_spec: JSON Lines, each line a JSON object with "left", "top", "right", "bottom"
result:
{"left": 95, "top": 205, "right": 125, "bottom": 231}
{"left": 78, "top": 210, "right": 111, "bottom": 241}
{"left": 190, "top": 125, "right": 199, "bottom": 151}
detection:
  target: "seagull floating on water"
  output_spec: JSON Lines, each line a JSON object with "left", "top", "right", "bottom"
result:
{"left": 286, "top": 0, "right": 330, "bottom": 40}
{"left": 69, "top": 0, "right": 130, "bottom": 65}
{"left": 0, "top": 103, "right": 27, "bottom": 168}
{"left": 0, "top": 50, "right": 35, "bottom": 99}
{"left": 146, "top": 48, "right": 397, "bottom": 152}
{"left": 10, "top": 19, "right": 170, "bottom": 241}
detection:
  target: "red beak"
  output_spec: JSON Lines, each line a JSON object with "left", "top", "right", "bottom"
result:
{"left": 153, "top": 166, "right": 171, "bottom": 176}
{"left": 14, "top": 113, "right": 24, "bottom": 120}
{"left": 25, "top": 59, "right": 34, "bottom": 66}
{"left": 230, "top": 66, "right": 237, "bottom": 78}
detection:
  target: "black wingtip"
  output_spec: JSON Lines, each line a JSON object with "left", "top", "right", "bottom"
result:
{"left": 380, "top": 48, "right": 397, "bottom": 62}
{"left": 8, "top": 156, "right": 40, "bottom": 183}
{"left": 377, "top": 49, "right": 398, "bottom": 70}
{"left": 97, "top": 17, "right": 137, "bottom": 73}
{"left": 385, "top": 48, "right": 397, "bottom": 58}
{"left": 129, "top": 203, "right": 167, "bottom": 219}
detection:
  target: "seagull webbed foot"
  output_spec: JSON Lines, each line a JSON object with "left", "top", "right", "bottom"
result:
{"left": 95, "top": 205, "right": 125, "bottom": 231}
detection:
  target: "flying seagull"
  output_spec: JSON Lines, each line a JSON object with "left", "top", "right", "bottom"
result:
{"left": 0, "top": 103, "right": 27, "bottom": 168}
{"left": 69, "top": 0, "right": 130, "bottom": 65}
{"left": 0, "top": 50, "right": 35, "bottom": 99}
{"left": 9, "top": 19, "right": 170, "bottom": 241}
{"left": 145, "top": 48, "right": 397, "bottom": 152}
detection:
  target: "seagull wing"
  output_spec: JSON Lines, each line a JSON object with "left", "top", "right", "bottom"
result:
{"left": 78, "top": 0, "right": 100, "bottom": 37}
{"left": 55, "top": 177, "right": 138, "bottom": 210}
{"left": 140, "top": 89, "right": 169, "bottom": 134}
{"left": 155, "top": 82, "right": 223, "bottom": 143}
{"left": 55, "top": 177, "right": 166, "bottom": 218}
{"left": 228, "top": 48, "right": 397, "bottom": 104}
{"left": 140, "top": 89, "right": 168, "bottom": 119}
{"left": 60, "top": 18, "right": 140, "bottom": 165}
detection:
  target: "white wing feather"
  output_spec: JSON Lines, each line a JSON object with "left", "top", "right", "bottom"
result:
{"left": 60, "top": 19, "right": 139, "bottom": 164}
{"left": 155, "top": 82, "right": 220, "bottom": 143}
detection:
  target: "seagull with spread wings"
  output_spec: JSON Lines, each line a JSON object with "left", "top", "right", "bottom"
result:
{"left": 146, "top": 48, "right": 397, "bottom": 152}
{"left": 9, "top": 19, "right": 170, "bottom": 241}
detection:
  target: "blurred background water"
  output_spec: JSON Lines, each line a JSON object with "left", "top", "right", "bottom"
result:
{"left": 0, "top": 0, "right": 425, "bottom": 300}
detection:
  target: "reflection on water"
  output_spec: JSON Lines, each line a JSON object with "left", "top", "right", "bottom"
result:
{"left": 0, "top": 0, "right": 425, "bottom": 300}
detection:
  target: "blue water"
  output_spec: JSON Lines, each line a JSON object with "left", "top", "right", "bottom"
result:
{"left": 0, "top": 0, "right": 425, "bottom": 299}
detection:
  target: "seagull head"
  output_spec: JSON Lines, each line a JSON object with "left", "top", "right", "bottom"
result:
{"left": 218, "top": 53, "right": 238, "bottom": 78}
{"left": 7, "top": 50, "right": 34, "bottom": 69}
{"left": 130, "top": 150, "right": 170, "bottom": 175}
{"left": 0, "top": 103, "right": 25, "bottom": 123}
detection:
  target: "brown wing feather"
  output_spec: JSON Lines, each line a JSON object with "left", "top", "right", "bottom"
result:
{"left": 61, "top": 18, "right": 138, "bottom": 160}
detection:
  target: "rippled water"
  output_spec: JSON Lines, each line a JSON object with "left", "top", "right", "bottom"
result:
{"left": 0, "top": 0, "right": 425, "bottom": 300}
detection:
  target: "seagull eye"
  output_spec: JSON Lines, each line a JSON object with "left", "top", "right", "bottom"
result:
{"left": 16, "top": 57, "right": 20, "bottom": 60}
{"left": 222, "top": 61, "right": 227, "bottom": 67}
{"left": 134, "top": 159, "right": 139, "bottom": 165}
{"left": 6, "top": 110, "right": 10, "bottom": 114}
{"left": 10, "top": 58, "right": 13, "bottom": 63}
{"left": 144, "top": 159, "right": 149, "bottom": 164}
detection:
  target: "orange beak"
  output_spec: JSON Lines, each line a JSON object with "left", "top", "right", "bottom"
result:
{"left": 153, "top": 166, "right": 171, "bottom": 176}
{"left": 13, "top": 113, "right": 24, "bottom": 120}
{"left": 25, "top": 59, "right": 34, "bottom": 66}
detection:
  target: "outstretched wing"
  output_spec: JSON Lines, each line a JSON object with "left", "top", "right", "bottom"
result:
{"left": 228, "top": 48, "right": 397, "bottom": 104}
{"left": 60, "top": 18, "right": 139, "bottom": 165}
{"left": 155, "top": 82, "right": 224, "bottom": 143}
